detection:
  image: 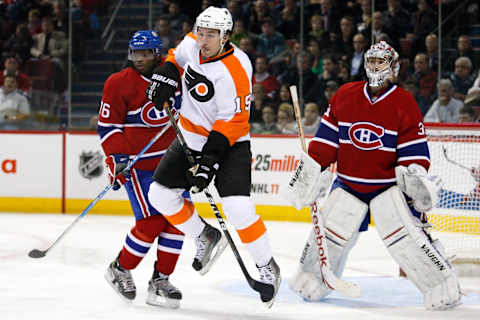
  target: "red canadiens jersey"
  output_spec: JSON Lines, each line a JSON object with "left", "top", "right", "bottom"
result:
{"left": 309, "top": 81, "right": 430, "bottom": 193}
{"left": 97, "top": 66, "right": 180, "bottom": 171}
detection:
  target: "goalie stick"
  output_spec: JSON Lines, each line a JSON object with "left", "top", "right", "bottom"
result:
{"left": 442, "top": 145, "right": 473, "bottom": 172}
{"left": 289, "top": 85, "right": 361, "bottom": 298}
{"left": 28, "top": 123, "right": 172, "bottom": 259}
{"left": 163, "top": 104, "right": 275, "bottom": 302}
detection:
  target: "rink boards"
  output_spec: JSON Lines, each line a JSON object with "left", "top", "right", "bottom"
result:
{"left": 0, "top": 130, "right": 479, "bottom": 229}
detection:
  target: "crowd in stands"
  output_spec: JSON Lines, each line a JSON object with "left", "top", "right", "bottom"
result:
{"left": 1, "top": 0, "right": 480, "bottom": 131}
{"left": 0, "top": 0, "right": 107, "bottom": 129}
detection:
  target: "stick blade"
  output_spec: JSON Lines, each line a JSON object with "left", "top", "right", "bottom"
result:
{"left": 28, "top": 249, "right": 46, "bottom": 258}
{"left": 332, "top": 277, "right": 362, "bottom": 298}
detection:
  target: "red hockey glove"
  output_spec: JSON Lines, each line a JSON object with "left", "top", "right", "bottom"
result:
{"left": 105, "top": 154, "right": 130, "bottom": 190}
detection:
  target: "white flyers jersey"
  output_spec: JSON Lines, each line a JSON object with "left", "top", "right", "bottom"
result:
{"left": 166, "top": 33, "right": 252, "bottom": 151}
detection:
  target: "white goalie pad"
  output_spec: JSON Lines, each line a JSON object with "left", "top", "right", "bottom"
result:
{"left": 395, "top": 164, "right": 442, "bottom": 212}
{"left": 283, "top": 150, "right": 333, "bottom": 210}
{"left": 289, "top": 188, "right": 368, "bottom": 300}
{"left": 370, "top": 186, "right": 462, "bottom": 310}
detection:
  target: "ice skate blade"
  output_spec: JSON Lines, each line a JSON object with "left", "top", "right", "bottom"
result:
{"left": 104, "top": 270, "right": 135, "bottom": 303}
{"left": 146, "top": 291, "right": 180, "bottom": 309}
{"left": 198, "top": 235, "right": 228, "bottom": 276}
{"left": 262, "top": 275, "right": 281, "bottom": 309}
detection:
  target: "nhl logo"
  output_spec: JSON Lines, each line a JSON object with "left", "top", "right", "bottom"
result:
{"left": 79, "top": 151, "right": 104, "bottom": 180}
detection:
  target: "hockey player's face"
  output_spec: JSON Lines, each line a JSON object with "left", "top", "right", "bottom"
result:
{"left": 366, "top": 57, "right": 389, "bottom": 73}
{"left": 197, "top": 27, "right": 222, "bottom": 58}
{"left": 131, "top": 49, "right": 156, "bottom": 75}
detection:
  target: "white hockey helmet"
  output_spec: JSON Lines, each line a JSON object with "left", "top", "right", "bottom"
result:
{"left": 364, "top": 41, "right": 400, "bottom": 87}
{"left": 194, "top": 6, "right": 233, "bottom": 40}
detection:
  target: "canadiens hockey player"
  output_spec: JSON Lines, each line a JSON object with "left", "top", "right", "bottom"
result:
{"left": 98, "top": 30, "right": 187, "bottom": 309}
{"left": 286, "top": 41, "right": 462, "bottom": 310}
{"left": 145, "top": 6, "right": 281, "bottom": 307}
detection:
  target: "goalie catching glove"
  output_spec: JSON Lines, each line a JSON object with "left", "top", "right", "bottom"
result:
{"left": 283, "top": 150, "right": 333, "bottom": 210}
{"left": 395, "top": 163, "right": 442, "bottom": 212}
{"left": 105, "top": 154, "right": 131, "bottom": 191}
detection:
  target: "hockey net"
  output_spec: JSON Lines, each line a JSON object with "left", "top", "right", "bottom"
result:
{"left": 426, "top": 123, "right": 480, "bottom": 276}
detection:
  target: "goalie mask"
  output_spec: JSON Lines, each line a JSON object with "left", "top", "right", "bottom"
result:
{"left": 194, "top": 6, "right": 233, "bottom": 50}
{"left": 364, "top": 41, "right": 399, "bottom": 87}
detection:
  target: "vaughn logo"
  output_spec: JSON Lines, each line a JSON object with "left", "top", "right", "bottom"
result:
{"left": 79, "top": 151, "right": 103, "bottom": 180}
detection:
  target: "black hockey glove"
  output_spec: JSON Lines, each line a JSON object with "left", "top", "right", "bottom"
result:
{"left": 186, "top": 131, "right": 230, "bottom": 193}
{"left": 186, "top": 154, "right": 220, "bottom": 193}
{"left": 145, "top": 61, "right": 180, "bottom": 110}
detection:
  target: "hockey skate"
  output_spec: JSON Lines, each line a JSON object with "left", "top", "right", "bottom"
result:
{"left": 146, "top": 263, "right": 182, "bottom": 309}
{"left": 192, "top": 222, "right": 227, "bottom": 275}
{"left": 257, "top": 258, "right": 281, "bottom": 308}
{"left": 104, "top": 257, "right": 136, "bottom": 302}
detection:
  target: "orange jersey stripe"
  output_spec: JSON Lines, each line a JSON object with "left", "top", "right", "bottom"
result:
{"left": 213, "top": 54, "right": 251, "bottom": 146}
{"left": 179, "top": 114, "right": 210, "bottom": 137}
{"left": 166, "top": 200, "right": 194, "bottom": 225}
{"left": 166, "top": 48, "right": 184, "bottom": 75}
{"left": 237, "top": 217, "right": 266, "bottom": 243}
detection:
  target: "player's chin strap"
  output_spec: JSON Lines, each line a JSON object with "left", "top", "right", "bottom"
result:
{"left": 287, "top": 85, "right": 361, "bottom": 298}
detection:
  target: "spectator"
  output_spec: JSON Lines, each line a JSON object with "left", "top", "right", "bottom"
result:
{"left": 458, "top": 105, "right": 477, "bottom": 123}
{"left": 155, "top": 16, "right": 179, "bottom": 56}
{"left": 448, "top": 57, "right": 475, "bottom": 102}
{"left": 0, "top": 74, "right": 31, "bottom": 128}
{"left": 302, "top": 102, "right": 321, "bottom": 135}
{"left": 319, "top": 0, "right": 339, "bottom": 33}
{"left": 277, "top": 83, "right": 292, "bottom": 105}
{"left": 411, "top": 0, "right": 436, "bottom": 57}
{"left": 402, "top": 79, "right": 431, "bottom": 116}
{"left": 256, "top": 16, "right": 287, "bottom": 61}
{"left": 227, "top": 0, "right": 247, "bottom": 27}
{"left": 362, "top": 11, "right": 398, "bottom": 49}
{"left": 466, "top": 71, "right": 480, "bottom": 103}
{"left": 248, "top": 0, "right": 271, "bottom": 34}
{"left": 424, "top": 79, "right": 464, "bottom": 123}
{"left": 318, "top": 54, "right": 338, "bottom": 89}
{"left": 166, "top": 2, "right": 187, "bottom": 33}
{"left": 253, "top": 55, "right": 280, "bottom": 99}
{"left": 350, "top": 33, "right": 367, "bottom": 81}
{"left": 0, "top": 56, "right": 31, "bottom": 96}
{"left": 181, "top": 19, "right": 193, "bottom": 38}
{"left": 357, "top": 0, "right": 372, "bottom": 34}
{"left": 251, "top": 104, "right": 281, "bottom": 134}
{"left": 307, "top": 13, "right": 330, "bottom": 49}
{"left": 31, "top": 16, "right": 67, "bottom": 66}
{"left": 89, "top": 114, "right": 98, "bottom": 131}
{"left": 424, "top": 33, "right": 438, "bottom": 71}
{"left": 238, "top": 36, "right": 257, "bottom": 66}
{"left": 383, "top": 0, "right": 411, "bottom": 38}
{"left": 276, "top": 0, "right": 299, "bottom": 40}
{"left": 276, "top": 102, "right": 296, "bottom": 134}
{"left": 284, "top": 51, "right": 323, "bottom": 106}
{"left": 3, "top": 23, "right": 33, "bottom": 63}
{"left": 318, "top": 80, "right": 339, "bottom": 112}
{"left": 446, "top": 35, "right": 478, "bottom": 73}
{"left": 331, "top": 16, "right": 355, "bottom": 57}
{"left": 250, "top": 83, "right": 273, "bottom": 123}
{"left": 27, "top": 8, "right": 42, "bottom": 36}
{"left": 408, "top": 53, "right": 437, "bottom": 109}
{"left": 306, "top": 38, "right": 323, "bottom": 75}
{"left": 52, "top": 1, "right": 68, "bottom": 33}
{"left": 230, "top": 19, "right": 249, "bottom": 46}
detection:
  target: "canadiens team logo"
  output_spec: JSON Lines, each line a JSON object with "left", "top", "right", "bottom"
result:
{"left": 184, "top": 65, "right": 214, "bottom": 102}
{"left": 78, "top": 151, "right": 103, "bottom": 180}
{"left": 348, "top": 122, "right": 385, "bottom": 150}
{"left": 140, "top": 100, "right": 176, "bottom": 127}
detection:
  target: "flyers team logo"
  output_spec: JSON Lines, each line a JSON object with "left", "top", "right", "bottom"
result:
{"left": 348, "top": 122, "right": 384, "bottom": 150}
{"left": 79, "top": 151, "right": 103, "bottom": 180}
{"left": 184, "top": 65, "right": 214, "bottom": 102}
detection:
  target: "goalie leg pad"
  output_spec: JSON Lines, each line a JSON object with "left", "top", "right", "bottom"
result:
{"left": 370, "top": 186, "right": 461, "bottom": 310}
{"left": 290, "top": 188, "right": 368, "bottom": 300}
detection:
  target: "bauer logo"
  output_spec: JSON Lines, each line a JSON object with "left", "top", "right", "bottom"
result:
{"left": 78, "top": 151, "right": 103, "bottom": 180}
{"left": 348, "top": 122, "right": 384, "bottom": 150}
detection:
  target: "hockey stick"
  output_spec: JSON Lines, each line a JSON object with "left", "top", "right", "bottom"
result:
{"left": 442, "top": 146, "right": 472, "bottom": 172}
{"left": 28, "top": 123, "right": 172, "bottom": 259}
{"left": 163, "top": 104, "right": 274, "bottom": 301}
{"left": 289, "top": 85, "right": 361, "bottom": 298}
